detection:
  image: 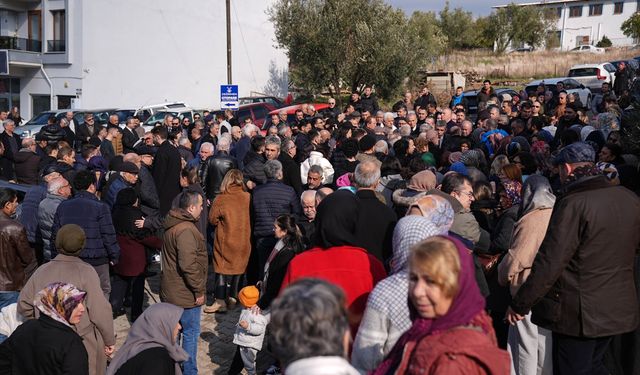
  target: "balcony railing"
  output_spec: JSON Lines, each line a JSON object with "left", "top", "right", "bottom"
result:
{"left": 47, "top": 39, "right": 65, "bottom": 52}
{"left": 0, "top": 36, "right": 41, "bottom": 52}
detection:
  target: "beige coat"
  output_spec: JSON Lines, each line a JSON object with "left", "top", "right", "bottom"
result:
{"left": 497, "top": 208, "right": 553, "bottom": 296}
{"left": 17, "top": 254, "right": 115, "bottom": 375}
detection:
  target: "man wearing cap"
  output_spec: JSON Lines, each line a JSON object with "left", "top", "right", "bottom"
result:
{"left": 506, "top": 142, "right": 640, "bottom": 375}
{"left": 18, "top": 224, "right": 115, "bottom": 375}
{"left": 347, "top": 111, "right": 362, "bottom": 128}
{"left": 103, "top": 161, "right": 139, "bottom": 209}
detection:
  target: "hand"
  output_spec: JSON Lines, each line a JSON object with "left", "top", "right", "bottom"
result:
{"left": 239, "top": 320, "right": 249, "bottom": 329}
{"left": 246, "top": 181, "right": 256, "bottom": 190}
{"left": 337, "top": 113, "right": 346, "bottom": 122}
{"left": 250, "top": 305, "right": 261, "bottom": 315}
{"left": 505, "top": 307, "right": 525, "bottom": 326}
{"left": 195, "top": 295, "right": 205, "bottom": 306}
{"left": 134, "top": 217, "right": 145, "bottom": 229}
{"left": 104, "top": 345, "right": 115, "bottom": 357}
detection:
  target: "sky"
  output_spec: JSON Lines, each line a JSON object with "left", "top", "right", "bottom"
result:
{"left": 387, "top": 0, "right": 532, "bottom": 16}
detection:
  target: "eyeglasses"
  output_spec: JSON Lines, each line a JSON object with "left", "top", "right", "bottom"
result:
{"left": 533, "top": 105, "right": 541, "bottom": 108}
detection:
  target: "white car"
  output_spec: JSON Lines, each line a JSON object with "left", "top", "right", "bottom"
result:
{"left": 570, "top": 45, "right": 605, "bottom": 54}
{"left": 568, "top": 63, "right": 616, "bottom": 93}
{"left": 525, "top": 78, "right": 593, "bottom": 109}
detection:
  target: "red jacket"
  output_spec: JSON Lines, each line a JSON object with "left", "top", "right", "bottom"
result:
{"left": 113, "top": 235, "right": 162, "bottom": 276}
{"left": 281, "top": 246, "right": 386, "bottom": 335}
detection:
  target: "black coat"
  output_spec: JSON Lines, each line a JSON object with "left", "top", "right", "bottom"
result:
{"left": 113, "top": 347, "right": 176, "bottom": 375}
{"left": 278, "top": 152, "right": 302, "bottom": 196}
{"left": 152, "top": 141, "right": 182, "bottom": 216}
{"left": 359, "top": 94, "right": 379, "bottom": 114}
{"left": 202, "top": 152, "right": 237, "bottom": 200}
{"left": 75, "top": 123, "right": 97, "bottom": 145}
{"left": 0, "top": 315, "right": 89, "bottom": 375}
{"left": 354, "top": 189, "right": 397, "bottom": 264}
{"left": 122, "top": 127, "right": 139, "bottom": 154}
{"left": 251, "top": 179, "right": 302, "bottom": 237}
{"left": 257, "top": 246, "right": 296, "bottom": 310}
{"left": 13, "top": 149, "right": 40, "bottom": 185}
{"left": 414, "top": 93, "right": 437, "bottom": 110}
{"left": 242, "top": 151, "right": 266, "bottom": 186}
{"left": 0, "top": 132, "right": 21, "bottom": 180}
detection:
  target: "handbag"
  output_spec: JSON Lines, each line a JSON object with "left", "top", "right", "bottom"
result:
{"left": 477, "top": 252, "right": 502, "bottom": 274}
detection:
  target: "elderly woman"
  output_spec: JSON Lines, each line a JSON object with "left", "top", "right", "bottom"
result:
{"left": 106, "top": 303, "right": 188, "bottom": 375}
{"left": 391, "top": 170, "right": 437, "bottom": 218}
{"left": 351, "top": 201, "right": 454, "bottom": 373}
{"left": 498, "top": 175, "right": 555, "bottom": 375}
{"left": 204, "top": 169, "right": 251, "bottom": 314}
{"left": 374, "top": 236, "right": 510, "bottom": 374}
{"left": 270, "top": 279, "right": 359, "bottom": 375}
{"left": 17, "top": 224, "right": 115, "bottom": 375}
{"left": 0, "top": 282, "right": 89, "bottom": 374}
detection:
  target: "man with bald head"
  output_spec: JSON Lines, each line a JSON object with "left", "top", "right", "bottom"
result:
{"left": 299, "top": 190, "right": 317, "bottom": 247}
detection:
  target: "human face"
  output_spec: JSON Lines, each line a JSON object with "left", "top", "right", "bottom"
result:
{"left": 599, "top": 146, "right": 614, "bottom": 162}
{"left": 436, "top": 126, "right": 446, "bottom": 138}
{"left": 273, "top": 222, "right": 287, "bottom": 239}
{"left": 307, "top": 172, "right": 322, "bottom": 189}
{"left": 265, "top": 144, "right": 280, "bottom": 160}
{"left": 2, "top": 196, "right": 18, "bottom": 216}
{"left": 456, "top": 87, "right": 463, "bottom": 96}
{"left": 231, "top": 127, "right": 241, "bottom": 140}
{"left": 456, "top": 112, "right": 465, "bottom": 123}
{"left": 328, "top": 99, "right": 336, "bottom": 108}
{"left": 199, "top": 147, "right": 213, "bottom": 160}
{"left": 211, "top": 124, "right": 219, "bottom": 136}
{"left": 296, "top": 111, "right": 304, "bottom": 121}
{"left": 302, "top": 197, "right": 316, "bottom": 220}
{"left": 58, "top": 181, "right": 72, "bottom": 198}
{"left": 451, "top": 181, "right": 474, "bottom": 211}
{"left": 407, "top": 139, "right": 416, "bottom": 155}
{"left": 4, "top": 122, "right": 15, "bottom": 133}
{"left": 384, "top": 117, "right": 394, "bottom": 128}
{"left": 68, "top": 302, "right": 85, "bottom": 325}
{"left": 483, "top": 82, "right": 491, "bottom": 90}
{"left": 409, "top": 265, "right": 454, "bottom": 319}
{"left": 532, "top": 103, "right": 541, "bottom": 114}
{"left": 171, "top": 119, "right": 180, "bottom": 127}
{"left": 461, "top": 124, "right": 472, "bottom": 137}
{"left": 418, "top": 109, "right": 427, "bottom": 120}
{"left": 397, "top": 107, "right": 407, "bottom": 118}
{"left": 563, "top": 107, "right": 576, "bottom": 120}
{"left": 520, "top": 107, "right": 532, "bottom": 119}
{"left": 123, "top": 171, "right": 139, "bottom": 184}
{"left": 364, "top": 87, "right": 372, "bottom": 96}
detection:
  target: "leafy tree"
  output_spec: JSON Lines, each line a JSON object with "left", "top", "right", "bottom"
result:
{"left": 596, "top": 36, "right": 612, "bottom": 48}
{"left": 268, "top": 0, "right": 438, "bottom": 101}
{"left": 263, "top": 60, "right": 289, "bottom": 98}
{"left": 485, "top": 3, "right": 556, "bottom": 54}
{"left": 438, "top": 2, "right": 478, "bottom": 49}
{"left": 622, "top": 12, "right": 640, "bottom": 41}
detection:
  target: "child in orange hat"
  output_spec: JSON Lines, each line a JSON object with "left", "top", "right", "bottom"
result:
{"left": 232, "top": 286, "right": 270, "bottom": 375}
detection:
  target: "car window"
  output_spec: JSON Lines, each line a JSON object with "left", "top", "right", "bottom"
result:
{"left": 252, "top": 106, "right": 268, "bottom": 119}
{"left": 25, "top": 112, "right": 54, "bottom": 125}
{"left": 569, "top": 68, "right": 598, "bottom": 77}
{"left": 603, "top": 64, "right": 616, "bottom": 73}
{"left": 571, "top": 47, "right": 580, "bottom": 51}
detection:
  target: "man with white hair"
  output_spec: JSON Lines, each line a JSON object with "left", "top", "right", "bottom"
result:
{"left": 278, "top": 139, "right": 302, "bottom": 195}
{"left": 383, "top": 112, "right": 396, "bottom": 131}
{"left": 374, "top": 140, "right": 388, "bottom": 158}
{"left": 13, "top": 137, "right": 40, "bottom": 185}
{"left": 177, "top": 136, "right": 194, "bottom": 163}
{"left": 202, "top": 135, "right": 237, "bottom": 201}
{"left": 0, "top": 119, "right": 21, "bottom": 181}
{"left": 38, "top": 177, "right": 72, "bottom": 262}
{"left": 299, "top": 190, "right": 317, "bottom": 246}
{"left": 231, "top": 123, "right": 259, "bottom": 170}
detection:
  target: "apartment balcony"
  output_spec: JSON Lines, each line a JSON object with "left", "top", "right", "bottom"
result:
{"left": 0, "top": 36, "right": 41, "bottom": 52}
{"left": 47, "top": 39, "right": 65, "bottom": 53}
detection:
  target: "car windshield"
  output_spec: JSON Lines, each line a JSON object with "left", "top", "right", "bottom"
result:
{"left": 25, "top": 112, "right": 54, "bottom": 125}
{"left": 569, "top": 68, "right": 598, "bottom": 77}
{"left": 145, "top": 111, "right": 179, "bottom": 124}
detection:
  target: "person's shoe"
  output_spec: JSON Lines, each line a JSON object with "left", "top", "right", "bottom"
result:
{"left": 226, "top": 297, "right": 237, "bottom": 309}
{"left": 203, "top": 299, "right": 227, "bottom": 314}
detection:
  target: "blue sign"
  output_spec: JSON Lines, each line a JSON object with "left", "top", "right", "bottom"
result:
{"left": 220, "top": 85, "right": 239, "bottom": 109}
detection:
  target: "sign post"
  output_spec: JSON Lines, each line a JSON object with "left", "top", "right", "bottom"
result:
{"left": 220, "top": 84, "right": 239, "bottom": 110}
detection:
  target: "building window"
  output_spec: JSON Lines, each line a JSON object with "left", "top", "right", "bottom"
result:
{"left": 614, "top": 2, "right": 624, "bottom": 14}
{"left": 569, "top": 5, "right": 582, "bottom": 17}
{"left": 48, "top": 10, "right": 65, "bottom": 52}
{"left": 556, "top": 6, "right": 563, "bottom": 18}
{"left": 589, "top": 4, "right": 603, "bottom": 16}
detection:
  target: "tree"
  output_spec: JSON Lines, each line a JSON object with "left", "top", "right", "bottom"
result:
{"left": 263, "top": 60, "right": 289, "bottom": 98}
{"left": 485, "top": 3, "right": 556, "bottom": 54}
{"left": 622, "top": 12, "right": 640, "bottom": 41}
{"left": 438, "top": 2, "right": 478, "bottom": 50}
{"left": 596, "top": 36, "right": 612, "bottom": 48}
{"left": 268, "top": 0, "right": 438, "bottom": 102}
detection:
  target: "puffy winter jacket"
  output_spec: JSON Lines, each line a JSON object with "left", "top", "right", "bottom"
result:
{"left": 17, "top": 184, "right": 47, "bottom": 243}
{"left": 251, "top": 179, "right": 302, "bottom": 237}
{"left": 300, "top": 151, "right": 335, "bottom": 185}
{"left": 51, "top": 190, "right": 120, "bottom": 266}
{"left": 37, "top": 193, "right": 67, "bottom": 261}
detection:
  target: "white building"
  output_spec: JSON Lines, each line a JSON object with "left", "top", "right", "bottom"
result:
{"left": 493, "top": 0, "right": 639, "bottom": 51}
{"left": 0, "top": 0, "right": 288, "bottom": 119}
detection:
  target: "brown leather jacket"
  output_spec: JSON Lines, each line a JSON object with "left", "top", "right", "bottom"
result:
{"left": 0, "top": 212, "right": 37, "bottom": 291}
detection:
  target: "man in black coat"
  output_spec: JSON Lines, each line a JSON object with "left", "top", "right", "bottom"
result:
{"left": 202, "top": 135, "right": 236, "bottom": 201}
{"left": 0, "top": 120, "right": 21, "bottom": 181}
{"left": 278, "top": 139, "right": 302, "bottom": 195}
{"left": 122, "top": 117, "right": 140, "bottom": 154}
{"left": 352, "top": 159, "right": 397, "bottom": 264}
{"left": 414, "top": 86, "right": 437, "bottom": 110}
{"left": 151, "top": 126, "right": 182, "bottom": 216}
{"left": 359, "top": 86, "right": 379, "bottom": 115}
{"left": 75, "top": 114, "right": 98, "bottom": 148}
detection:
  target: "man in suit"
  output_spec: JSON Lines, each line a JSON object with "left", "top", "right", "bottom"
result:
{"left": 122, "top": 117, "right": 140, "bottom": 154}
{"left": 75, "top": 113, "right": 98, "bottom": 149}
{"left": 0, "top": 120, "right": 22, "bottom": 181}
{"left": 151, "top": 126, "right": 182, "bottom": 216}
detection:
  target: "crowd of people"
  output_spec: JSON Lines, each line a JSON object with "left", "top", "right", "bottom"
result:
{"left": 0, "top": 75, "right": 638, "bottom": 375}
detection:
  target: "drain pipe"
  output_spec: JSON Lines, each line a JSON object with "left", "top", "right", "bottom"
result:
{"left": 40, "top": 64, "right": 54, "bottom": 110}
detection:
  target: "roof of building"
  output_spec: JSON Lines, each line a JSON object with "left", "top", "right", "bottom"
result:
{"left": 493, "top": 0, "right": 593, "bottom": 9}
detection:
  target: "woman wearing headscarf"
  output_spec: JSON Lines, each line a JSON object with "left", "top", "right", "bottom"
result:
{"left": 391, "top": 170, "right": 437, "bottom": 218}
{"left": 17, "top": 224, "right": 115, "bottom": 375}
{"left": 498, "top": 175, "right": 555, "bottom": 375}
{"left": 106, "top": 303, "right": 188, "bottom": 375}
{"left": 0, "top": 282, "right": 89, "bottom": 374}
{"left": 280, "top": 190, "right": 387, "bottom": 336}
{"left": 111, "top": 188, "right": 162, "bottom": 321}
{"left": 351, "top": 203, "right": 454, "bottom": 373}
{"left": 374, "top": 236, "right": 510, "bottom": 374}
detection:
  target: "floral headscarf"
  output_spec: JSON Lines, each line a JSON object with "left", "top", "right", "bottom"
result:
{"left": 35, "top": 282, "right": 86, "bottom": 327}
{"left": 499, "top": 180, "right": 523, "bottom": 210}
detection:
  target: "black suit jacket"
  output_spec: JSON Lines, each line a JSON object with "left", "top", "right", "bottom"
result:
{"left": 0, "top": 132, "right": 22, "bottom": 180}
{"left": 122, "top": 127, "right": 139, "bottom": 154}
{"left": 152, "top": 141, "right": 182, "bottom": 215}
{"left": 75, "top": 123, "right": 97, "bottom": 145}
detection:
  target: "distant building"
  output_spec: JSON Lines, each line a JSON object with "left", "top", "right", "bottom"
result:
{"left": 493, "top": 0, "right": 639, "bottom": 51}
{"left": 0, "top": 0, "right": 287, "bottom": 119}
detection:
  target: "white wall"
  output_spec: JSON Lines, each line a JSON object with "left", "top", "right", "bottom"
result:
{"left": 77, "top": 0, "right": 287, "bottom": 109}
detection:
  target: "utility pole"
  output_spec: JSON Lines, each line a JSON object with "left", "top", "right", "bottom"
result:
{"left": 226, "top": 0, "right": 232, "bottom": 84}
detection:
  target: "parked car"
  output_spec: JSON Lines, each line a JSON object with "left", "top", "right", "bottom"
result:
{"left": 142, "top": 107, "right": 196, "bottom": 128}
{"left": 570, "top": 45, "right": 605, "bottom": 54}
{"left": 133, "top": 101, "right": 189, "bottom": 123}
{"left": 568, "top": 63, "right": 616, "bottom": 93}
{"left": 462, "top": 88, "right": 519, "bottom": 119}
{"left": 525, "top": 78, "right": 592, "bottom": 109}
{"left": 239, "top": 96, "right": 284, "bottom": 108}
{"left": 19, "top": 110, "right": 74, "bottom": 138}
{"left": 236, "top": 102, "right": 277, "bottom": 129}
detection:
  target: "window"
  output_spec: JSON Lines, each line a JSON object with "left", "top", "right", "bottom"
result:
{"left": 557, "top": 6, "right": 563, "bottom": 18}
{"left": 49, "top": 10, "right": 65, "bottom": 52}
{"left": 252, "top": 106, "right": 268, "bottom": 119}
{"left": 614, "top": 2, "right": 624, "bottom": 14}
{"left": 569, "top": 5, "right": 583, "bottom": 17}
{"left": 589, "top": 4, "right": 603, "bottom": 15}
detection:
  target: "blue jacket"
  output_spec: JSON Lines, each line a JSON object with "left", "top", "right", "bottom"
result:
{"left": 18, "top": 184, "right": 47, "bottom": 243}
{"left": 51, "top": 190, "right": 120, "bottom": 266}
{"left": 251, "top": 179, "right": 302, "bottom": 237}
{"left": 103, "top": 175, "right": 130, "bottom": 209}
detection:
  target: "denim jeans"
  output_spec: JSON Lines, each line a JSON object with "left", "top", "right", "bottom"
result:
{"left": 0, "top": 291, "right": 19, "bottom": 343}
{"left": 180, "top": 305, "right": 202, "bottom": 375}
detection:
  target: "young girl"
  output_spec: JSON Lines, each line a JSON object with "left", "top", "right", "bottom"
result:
{"left": 232, "top": 286, "right": 269, "bottom": 375}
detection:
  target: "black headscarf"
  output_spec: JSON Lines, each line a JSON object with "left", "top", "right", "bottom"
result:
{"left": 313, "top": 190, "right": 359, "bottom": 248}
{"left": 112, "top": 188, "right": 151, "bottom": 240}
